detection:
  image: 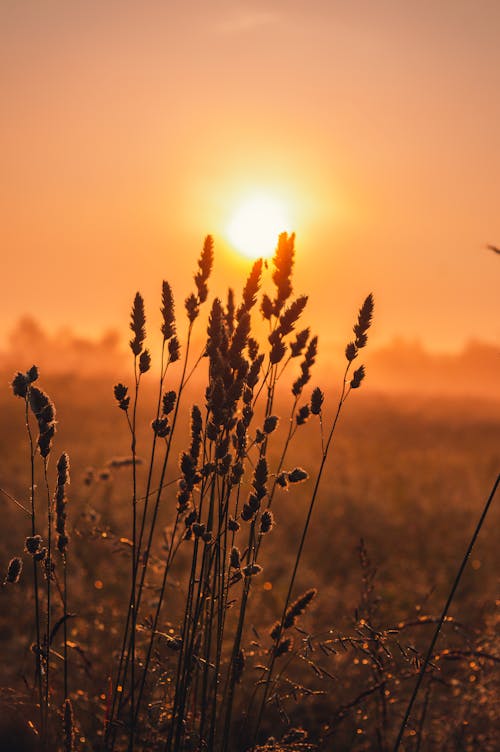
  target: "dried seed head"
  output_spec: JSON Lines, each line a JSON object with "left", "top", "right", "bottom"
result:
{"left": 345, "top": 342, "right": 358, "bottom": 362}
{"left": 242, "top": 563, "right": 262, "bottom": 577}
{"left": 29, "top": 385, "right": 57, "bottom": 455}
{"left": 162, "top": 390, "right": 177, "bottom": 416}
{"left": 11, "top": 372, "right": 29, "bottom": 398}
{"left": 274, "top": 637, "right": 293, "bottom": 657}
{"left": 247, "top": 354, "right": 264, "bottom": 389}
{"left": 4, "top": 557, "right": 22, "bottom": 584}
{"left": 11, "top": 365, "right": 38, "bottom": 398}
{"left": 207, "top": 298, "right": 224, "bottom": 358}
{"left": 247, "top": 337, "right": 259, "bottom": 361}
{"left": 255, "top": 429, "right": 265, "bottom": 444}
{"left": 239, "top": 258, "right": 262, "bottom": 316}
{"left": 276, "top": 472, "right": 288, "bottom": 489}
{"left": 38, "top": 423, "right": 56, "bottom": 459}
{"left": 139, "top": 349, "right": 151, "bottom": 374}
{"left": 310, "top": 387, "right": 324, "bottom": 415}
{"left": 272, "top": 232, "right": 295, "bottom": 314}
{"left": 114, "top": 383, "right": 130, "bottom": 411}
{"left": 55, "top": 453, "right": 71, "bottom": 554}
{"left": 259, "top": 510, "right": 274, "bottom": 534}
{"left": 263, "top": 415, "right": 279, "bottom": 434}
{"left": 168, "top": 336, "right": 180, "bottom": 362}
{"left": 353, "top": 293, "right": 374, "bottom": 349}
{"left": 192, "top": 522, "right": 206, "bottom": 538}
{"left": 194, "top": 235, "right": 214, "bottom": 304}
{"left": 241, "top": 503, "right": 256, "bottom": 521}
{"left": 152, "top": 417, "right": 170, "bottom": 437}
{"left": 253, "top": 458, "right": 268, "bottom": 498}
{"left": 260, "top": 293, "right": 274, "bottom": 321}
{"left": 229, "top": 312, "right": 251, "bottom": 368}
{"left": 25, "top": 535, "right": 43, "bottom": 555}
{"left": 185, "top": 293, "right": 199, "bottom": 323}
{"left": 27, "top": 365, "right": 39, "bottom": 383}
{"left": 230, "top": 547, "right": 241, "bottom": 569}
{"left": 161, "top": 280, "right": 176, "bottom": 340}
{"left": 288, "top": 467, "right": 309, "bottom": 484}
{"left": 129, "top": 292, "right": 146, "bottom": 356}
{"left": 296, "top": 405, "right": 310, "bottom": 426}
{"left": 57, "top": 452, "right": 70, "bottom": 486}
{"left": 218, "top": 453, "right": 232, "bottom": 476}
{"left": 284, "top": 588, "right": 317, "bottom": 628}
{"left": 228, "top": 516, "right": 240, "bottom": 532}
{"left": 190, "top": 405, "right": 203, "bottom": 463}
{"left": 278, "top": 296, "right": 308, "bottom": 336}
{"left": 269, "top": 620, "right": 281, "bottom": 640}
{"left": 268, "top": 330, "right": 286, "bottom": 365}
{"left": 290, "top": 328, "right": 309, "bottom": 358}
{"left": 350, "top": 365, "right": 366, "bottom": 389}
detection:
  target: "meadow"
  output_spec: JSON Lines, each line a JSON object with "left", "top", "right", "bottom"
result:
{"left": 1, "top": 236, "right": 499, "bottom": 752}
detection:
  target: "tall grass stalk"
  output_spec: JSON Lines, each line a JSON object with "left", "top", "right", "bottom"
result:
{"left": 249, "top": 293, "right": 373, "bottom": 746}
{"left": 6, "top": 234, "right": 383, "bottom": 752}
{"left": 393, "top": 472, "right": 500, "bottom": 751}
{"left": 26, "top": 396, "right": 44, "bottom": 728}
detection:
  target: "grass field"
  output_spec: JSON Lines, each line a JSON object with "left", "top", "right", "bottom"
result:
{"left": 0, "top": 239, "right": 499, "bottom": 751}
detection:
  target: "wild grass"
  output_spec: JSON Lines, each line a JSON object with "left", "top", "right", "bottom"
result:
{"left": 1, "top": 233, "right": 499, "bottom": 752}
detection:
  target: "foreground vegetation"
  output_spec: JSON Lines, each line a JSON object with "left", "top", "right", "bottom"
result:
{"left": 1, "top": 235, "right": 499, "bottom": 752}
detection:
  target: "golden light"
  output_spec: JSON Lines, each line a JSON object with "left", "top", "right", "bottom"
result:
{"left": 226, "top": 193, "right": 291, "bottom": 259}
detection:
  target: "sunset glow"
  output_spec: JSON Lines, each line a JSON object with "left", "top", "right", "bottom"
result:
{"left": 226, "top": 194, "right": 291, "bottom": 259}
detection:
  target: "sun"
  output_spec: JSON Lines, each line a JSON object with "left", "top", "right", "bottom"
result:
{"left": 226, "top": 193, "right": 291, "bottom": 259}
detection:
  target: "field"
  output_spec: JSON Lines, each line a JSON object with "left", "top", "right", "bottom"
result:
{"left": 0, "top": 241, "right": 499, "bottom": 752}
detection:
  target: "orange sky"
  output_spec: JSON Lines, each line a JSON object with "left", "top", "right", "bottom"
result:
{"left": 1, "top": 0, "right": 499, "bottom": 352}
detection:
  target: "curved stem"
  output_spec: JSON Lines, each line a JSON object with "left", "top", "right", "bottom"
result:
{"left": 393, "top": 473, "right": 500, "bottom": 751}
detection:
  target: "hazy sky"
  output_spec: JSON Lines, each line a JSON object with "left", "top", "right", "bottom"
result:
{"left": 1, "top": 0, "right": 499, "bottom": 351}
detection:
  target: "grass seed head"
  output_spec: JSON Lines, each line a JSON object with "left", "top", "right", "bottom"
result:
{"left": 139, "top": 349, "right": 151, "bottom": 374}
{"left": 310, "top": 387, "right": 324, "bottom": 415}
{"left": 25, "top": 535, "right": 43, "bottom": 555}
{"left": 350, "top": 365, "right": 366, "bottom": 389}
{"left": 129, "top": 292, "right": 146, "bottom": 356}
{"left": 4, "top": 557, "right": 23, "bottom": 584}
{"left": 239, "top": 258, "right": 263, "bottom": 316}
{"left": 288, "top": 467, "right": 309, "bottom": 484}
{"left": 114, "top": 383, "right": 130, "bottom": 411}
{"left": 168, "top": 335, "right": 180, "bottom": 362}
{"left": 284, "top": 588, "right": 317, "bottom": 628}
{"left": 161, "top": 280, "right": 176, "bottom": 340}
{"left": 242, "top": 563, "right": 262, "bottom": 577}
{"left": 194, "top": 234, "right": 214, "bottom": 304}
{"left": 260, "top": 510, "right": 274, "bottom": 534}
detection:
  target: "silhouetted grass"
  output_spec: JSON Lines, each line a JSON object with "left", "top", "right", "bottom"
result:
{"left": 1, "top": 234, "right": 499, "bottom": 752}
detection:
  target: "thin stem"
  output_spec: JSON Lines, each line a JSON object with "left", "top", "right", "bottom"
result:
{"left": 0, "top": 486, "right": 31, "bottom": 516}
{"left": 393, "top": 473, "right": 500, "bottom": 751}
{"left": 128, "top": 360, "right": 140, "bottom": 752}
{"left": 25, "top": 396, "right": 44, "bottom": 737}
{"left": 43, "top": 460, "right": 52, "bottom": 744}
{"left": 253, "top": 365, "right": 351, "bottom": 743}
{"left": 63, "top": 554, "right": 68, "bottom": 700}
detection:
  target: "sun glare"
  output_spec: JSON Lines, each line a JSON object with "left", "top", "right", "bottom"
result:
{"left": 226, "top": 194, "right": 291, "bottom": 259}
